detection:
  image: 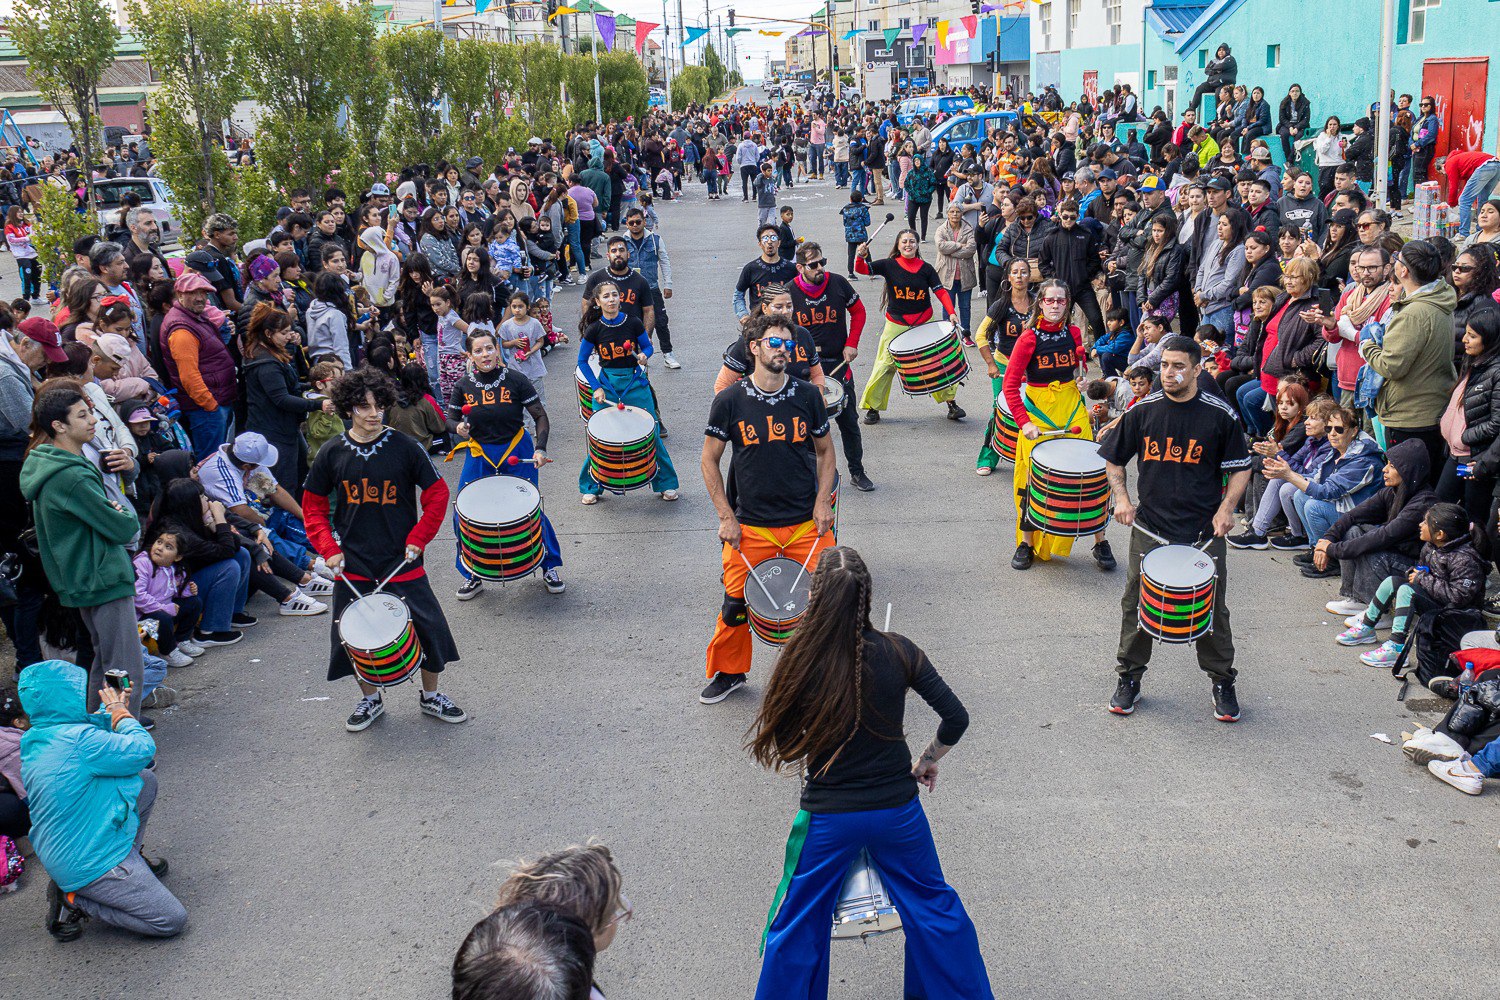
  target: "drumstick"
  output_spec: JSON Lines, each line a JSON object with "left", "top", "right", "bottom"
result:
{"left": 335, "top": 573, "right": 364, "bottom": 598}
{"left": 506, "top": 455, "right": 546, "bottom": 467}
{"left": 824, "top": 358, "right": 849, "bottom": 380}
{"left": 738, "top": 549, "right": 780, "bottom": 612}
{"left": 1130, "top": 521, "right": 1172, "bottom": 547}
{"left": 883, "top": 602, "right": 892, "bottom": 631}
{"left": 372, "top": 557, "right": 412, "bottom": 596}
{"left": 865, "top": 212, "right": 898, "bottom": 247}
{"left": 788, "top": 531, "right": 823, "bottom": 593}
{"left": 1036, "top": 425, "right": 1083, "bottom": 438}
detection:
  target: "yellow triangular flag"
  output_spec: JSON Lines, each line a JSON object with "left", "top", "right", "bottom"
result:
{"left": 936, "top": 19, "right": 948, "bottom": 48}
{"left": 759, "top": 28, "right": 782, "bottom": 35}
{"left": 548, "top": 4, "right": 579, "bottom": 21}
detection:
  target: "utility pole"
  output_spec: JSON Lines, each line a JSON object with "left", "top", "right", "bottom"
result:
{"left": 1374, "top": 0, "right": 1395, "bottom": 210}
{"left": 589, "top": 4, "right": 602, "bottom": 123}
{"left": 703, "top": 0, "right": 710, "bottom": 65}
{"left": 663, "top": 0, "right": 673, "bottom": 108}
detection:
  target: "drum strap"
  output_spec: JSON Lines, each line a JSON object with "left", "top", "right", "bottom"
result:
{"left": 760, "top": 809, "right": 812, "bottom": 955}
{"left": 1022, "top": 390, "right": 1083, "bottom": 432}
{"left": 743, "top": 520, "right": 814, "bottom": 551}
{"left": 444, "top": 429, "right": 526, "bottom": 470}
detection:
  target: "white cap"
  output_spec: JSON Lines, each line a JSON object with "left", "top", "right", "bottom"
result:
{"left": 231, "top": 431, "right": 279, "bottom": 469}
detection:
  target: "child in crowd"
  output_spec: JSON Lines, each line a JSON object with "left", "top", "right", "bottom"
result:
{"left": 840, "top": 191, "right": 871, "bottom": 278}
{"left": 461, "top": 291, "right": 495, "bottom": 348}
{"left": 775, "top": 206, "right": 798, "bottom": 263}
{"left": 1084, "top": 376, "right": 1136, "bottom": 442}
{"left": 753, "top": 161, "right": 780, "bottom": 227}
{"left": 0, "top": 686, "right": 30, "bottom": 869}
{"left": 1196, "top": 325, "right": 1232, "bottom": 376}
{"left": 1092, "top": 307, "right": 1134, "bottom": 377}
{"left": 429, "top": 284, "right": 472, "bottom": 401}
{"left": 1126, "top": 314, "right": 1170, "bottom": 375}
{"left": 304, "top": 359, "right": 347, "bottom": 460}
{"left": 1336, "top": 503, "right": 1486, "bottom": 667}
{"left": 388, "top": 362, "right": 447, "bottom": 452}
{"left": 1123, "top": 366, "right": 1153, "bottom": 407}
{"left": 499, "top": 292, "right": 549, "bottom": 409}
{"left": 9, "top": 299, "right": 29, "bottom": 321}
{"left": 133, "top": 529, "right": 203, "bottom": 668}
{"left": 639, "top": 193, "right": 660, "bottom": 231}
{"left": 654, "top": 165, "right": 675, "bottom": 201}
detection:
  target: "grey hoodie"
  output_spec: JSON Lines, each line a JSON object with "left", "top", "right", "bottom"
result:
{"left": 306, "top": 299, "right": 352, "bottom": 367}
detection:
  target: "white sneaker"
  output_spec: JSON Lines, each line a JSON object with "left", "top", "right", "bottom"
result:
{"left": 1428, "top": 755, "right": 1484, "bottom": 795}
{"left": 312, "top": 557, "right": 336, "bottom": 581}
{"left": 1403, "top": 727, "right": 1464, "bottom": 765}
{"left": 302, "top": 575, "right": 335, "bottom": 596}
{"left": 663, "top": 352, "right": 681, "bottom": 369}
{"left": 659, "top": 489, "right": 679, "bottom": 501}
{"left": 142, "top": 685, "right": 177, "bottom": 709}
{"left": 177, "top": 640, "right": 206, "bottom": 657}
{"left": 1325, "top": 598, "right": 1366, "bottom": 616}
{"left": 165, "top": 650, "right": 194, "bottom": 668}
{"left": 580, "top": 494, "right": 599, "bottom": 505}
{"left": 279, "top": 591, "right": 328, "bottom": 616}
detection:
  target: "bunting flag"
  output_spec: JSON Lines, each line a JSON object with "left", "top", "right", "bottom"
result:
{"left": 758, "top": 28, "right": 782, "bottom": 36}
{"left": 911, "top": 22, "right": 927, "bottom": 43}
{"left": 881, "top": 26, "right": 899, "bottom": 49}
{"left": 936, "top": 19, "right": 948, "bottom": 47}
{"left": 633, "top": 19, "right": 658, "bottom": 54}
{"left": 683, "top": 25, "right": 710, "bottom": 44}
{"left": 595, "top": 13, "right": 616, "bottom": 49}
{"left": 841, "top": 27, "right": 859, "bottom": 39}
{"left": 979, "top": 3, "right": 1001, "bottom": 10}
{"left": 727, "top": 26, "right": 751, "bottom": 36}
{"left": 960, "top": 14, "right": 978, "bottom": 37}
{"left": 548, "top": 4, "right": 578, "bottom": 21}
{"left": 475, "top": 0, "right": 491, "bottom": 11}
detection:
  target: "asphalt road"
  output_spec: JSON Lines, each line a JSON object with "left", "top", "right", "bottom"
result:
{"left": 4, "top": 90, "right": 1499, "bottom": 998}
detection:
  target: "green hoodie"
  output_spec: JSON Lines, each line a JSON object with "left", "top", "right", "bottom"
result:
{"left": 1363, "top": 279, "right": 1458, "bottom": 430}
{"left": 19, "top": 444, "right": 140, "bottom": 608}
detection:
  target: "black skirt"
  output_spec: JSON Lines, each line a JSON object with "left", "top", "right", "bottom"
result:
{"left": 326, "top": 574, "right": 460, "bottom": 683}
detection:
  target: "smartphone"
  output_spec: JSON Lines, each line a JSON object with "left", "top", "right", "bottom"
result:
{"left": 104, "top": 669, "right": 131, "bottom": 692}
{"left": 1317, "top": 288, "right": 1336, "bottom": 315}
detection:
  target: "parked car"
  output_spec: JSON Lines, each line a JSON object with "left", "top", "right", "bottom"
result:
{"left": 93, "top": 177, "right": 183, "bottom": 247}
{"left": 841, "top": 85, "right": 861, "bottom": 102}
{"left": 929, "top": 111, "right": 1019, "bottom": 150}
{"left": 895, "top": 94, "right": 975, "bottom": 126}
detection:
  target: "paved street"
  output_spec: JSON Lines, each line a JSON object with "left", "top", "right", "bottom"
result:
{"left": 5, "top": 95, "right": 1500, "bottom": 998}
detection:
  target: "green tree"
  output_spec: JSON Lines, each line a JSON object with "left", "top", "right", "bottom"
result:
{"left": 344, "top": 41, "right": 394, "bottom": 184}
{"left": 377, "top": 30, "right": 447, "bottom": 151}
{"left": 145, "top": 90, "right": 233, "bottom": 239}
{"left": 595, "top": 51, "right": 648, "bottom": 124}
{"left": 9, "top": 0, "right": 119, "bottom": 213}
{"left": 31, "top": 180, "right": 95, "bottom": 285}
{"left": 704, "top": 42, "right": 727, "bottom": 97}
{"left": 672, "top": 66, "right": 712, "bottom": 111}
{"left": 125, "top": 0, "right": 247, "bottom": 217}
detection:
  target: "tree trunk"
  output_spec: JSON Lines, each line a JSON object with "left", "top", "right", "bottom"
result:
{"left": 78, "top": 91, "right": 96, "bottom": 224}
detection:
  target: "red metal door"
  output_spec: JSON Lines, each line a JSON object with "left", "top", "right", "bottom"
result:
{"left": 1422, "top": 57, "right": 1489, "bottom": 176}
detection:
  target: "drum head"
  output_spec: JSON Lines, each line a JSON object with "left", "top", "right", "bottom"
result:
{"left": 576, "top": 356, "right": 601, "bottom": 383}
{"left": 339, "top": 594, "right": 410, "bottom": 650}
{"left": 587, "top": 405, "right": 655, "bottom": 444}
{"left": 1140, "top": 545, "right": 1215, "bottom": 589}
{"left": 888, "top": 320, "right": 956, "bottom": 355}
{"left": 1030, "top": 438, "right": 1104, "bottom": 475}
{"left": 742, "top": 556, "right": 808, "bottom": 622}
{"left": 820, "top": 380, "right": 845, "bottom": 408}
{"left": 456, "top": 476, "right": 541, "bottom": 525}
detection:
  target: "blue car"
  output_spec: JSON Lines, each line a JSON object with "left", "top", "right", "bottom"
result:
{"left": 930, "top": 111, "right": 1019, "bottom": 152}
{"left": 895, "top": 94, "right": 975, "bottom": 127}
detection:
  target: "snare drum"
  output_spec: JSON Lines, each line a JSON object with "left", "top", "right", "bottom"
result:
{"left": 1138, "top": 544, "right": 1216, "bottom": 643}
{"left": 586, "top": 405, "right": 658, "bottom": 492}
{"left": 888, "top": 320, "right": 969, "bottom": 396}
{"left": 993, "top": 391, "right": 1021, "bottom": 464}
{"left": 575, "top": 356, "right": 603, "bottom": 421}
{"left": 455, "top": 477, "right": 546, "bottom": 581}
{"left": 831, "top": 850, "right": 903, "bottom": 940}
{"left": 743, "top": 555, "right": 811, "bottom": 645}
{"left": 338, "top": 593, "right": 423, "bottom": 687}
{"left": 820, "top": 378, "right": 846, "bottom": 418}
{"left": 1026, "top": 438, "right": 1111, "bottom": 537}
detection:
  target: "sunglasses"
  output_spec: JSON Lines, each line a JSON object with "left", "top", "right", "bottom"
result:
{"left": 804, "top": 258, "right": 827, "bottom": 267}
{"left": 1356, "top": 222, "right": 1376, "bottom": 230}
{"left": 1454, "top": 264, "right": 1477, "bottom": 274}
{"left": 1329, "top": 424, "right": 1349, "bottom": 433}
{"left": 760, "top": 235, "right": 779, "bottom": 244}
{"left": 1041, "top": 295, "right": 1068, "bottom": 304}
{"left": 758, "top": 336, "right": 790, "bottom": 349}
{"left": 1059, "top": 213, "right": 1078, "bottom": 220}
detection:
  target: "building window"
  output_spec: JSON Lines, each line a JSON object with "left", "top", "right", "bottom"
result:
{"left": 867, "top": 18, "right": 879, "bottom": 30}
{"left": 1146, "top": 69, "right": 1156, "bottom": 90}
{"left": 907, "top": 43, "right": 924, "bottom": 62}
{"left": 898, "top": 17, "right": 910, "bottom": 28}
{"left": 1105, "top": 0, "right": 1122, "bottom": 44}
{"left": 1198, "top": 48, "right": 1207, "bottom": 68}
{"left": 1038, "top": 2, "right": 1051, "bottom": 48}
{"left": 1067, "top": 0, "right": 1080, "bottom": 31}
{"left": 1266, "top": 44, "right": 1280, "bottom": 67}
{"left": 1409, "top": 0, "right": 1439, "bottom": 43}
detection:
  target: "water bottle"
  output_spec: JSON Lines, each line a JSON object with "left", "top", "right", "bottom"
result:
{"left": 1459, "top": 661, "right": 1476, "bottom": 700}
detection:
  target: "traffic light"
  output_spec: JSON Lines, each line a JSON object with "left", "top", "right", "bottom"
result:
{"left": 728, "top": 8, "right": 735, "bottom": 26}
{"left": 969, "top": 0, "right": 980, "bottom": 12}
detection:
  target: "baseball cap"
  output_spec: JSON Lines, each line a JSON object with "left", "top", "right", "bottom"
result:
{"left": 528, "top": 136, "right": 543, "bottom": 145}
{"left": 17, "top": 317, "right": 67, "bottom": 363}
{"left": 231, "top": 431, "right": 279, "bottom": 469}
{"left": 369, "top": 182, "right": 390, "bottom": 196}
{"left": 1138, "top": 174, "right": 1164, "bottom": 192}
{"left": 93, "top": 333, "right": 133, "bottom": 366}
{"left": 174, "top": 271, "right": 215, "bottom": 294}
{"left": 1206, "top": 176, "right": 1234, "bottom": 192}
{"left": 125, "top": 405, "right": 156, "bottom": 424}
{"left": 1097, "top": 167, "right": 1118, "bottom": 180}
{"left": 1250, "top": 147, "right": 1273, "bottom": 161}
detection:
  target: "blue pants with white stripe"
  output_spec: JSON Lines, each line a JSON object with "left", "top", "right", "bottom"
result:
{"left": 756, "top": 795, "right": 994, "bottom": 1000}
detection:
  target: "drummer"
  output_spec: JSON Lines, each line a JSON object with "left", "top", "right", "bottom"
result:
{"left": 701, "top": 312, "right": 836, "bottom": 705}
{"left": 713, "top": 283, "right": 825, "bottom": 392}
{"left": 1098, "top": 335, "right": 1251, "bottom": 722}
{"left": 302, "top": 367, "right": 467, "bottom": 733}
{"left": 577, "top": 280, "right": 680, "bottom": 503}
{"left": 788, "top": 242, "right": 876, "bottom": 493}
{"left": 974, "top": 258, "right": 1034, "bottom": 476}
{"left": 733, "top": 225, "right": 798, "bottom": 327}
{"left": 447, "top": 327, "right": 564, "bottom": 601}
{"left": 853, "top": 229, "right": 966, "bottom": 425}
{"left": 1003, "top": 279, "right": 1116, "bottom": 573}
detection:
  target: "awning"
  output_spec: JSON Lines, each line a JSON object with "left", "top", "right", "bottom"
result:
{"left": 1146, "top": 4, "right": 1208, "bottom": 40}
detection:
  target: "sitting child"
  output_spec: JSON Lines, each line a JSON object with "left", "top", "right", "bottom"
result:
{"left": 1091, "top": 307, "right": 1134, "bottom": 378}
{"left": 1336, "top": 503, "right": 1487, "bottom": 667}
{"left": 1126, "top": 314, "right": 1170, "bottom": 375}
{"left": 133, "top": 529, "right": 202, "bottom": 668}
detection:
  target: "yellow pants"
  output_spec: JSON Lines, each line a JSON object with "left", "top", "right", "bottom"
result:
{"left": 858, "top": 318, "right": 959, "bottom": 411}
{"left": 1011, "top": 381, "right": 1096, "bottom": 559}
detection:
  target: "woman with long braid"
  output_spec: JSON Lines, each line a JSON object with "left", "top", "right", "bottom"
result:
{"left": 1003, "top": 278, "right": 1116, "bottom": 572}
{"left": 747, "top": 545, "right": 992, "bottom": 1000}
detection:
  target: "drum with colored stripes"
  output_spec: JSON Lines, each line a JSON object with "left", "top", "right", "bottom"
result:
{"left": 455, "top": 476, "right": 546, "bottom": 581}
{"left": 338, "top": 593, "right": 423, "bottom": 687}
{"left": 888, "top": 320, "right": 969, "bottom": 396}
{"left": 1026, "top": 438, "right": 1110, "bottom": 536}
{"left": 575, "top": 357, "right": 603, "bottom": 421}
{"left": 587, "top": 405, "right": 658, "bottom": 492}
{"left": 994, "top": 391, "right": 1021, "bottom": 464}
{"left": 744, "top": 556, "right": 810, "bottom": 646}
{"left": 1138, "top": 544, "right": 1216, "bottom": 643}
{"left": 820, "top": 378, "right": 846, "bottom": 418}
{"left": 829, "top": 472, "right": 840, "bottom": 540}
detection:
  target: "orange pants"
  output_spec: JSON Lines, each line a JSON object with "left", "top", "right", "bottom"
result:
{"left": 706, "top": 521, "right": 827, "bottom": 678}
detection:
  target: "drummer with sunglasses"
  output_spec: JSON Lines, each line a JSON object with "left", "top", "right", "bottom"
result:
{"left": 789, "top": 242, "right": 876, "bottom": 493}
{"left": 1098, "top": 335, "right": 1251, "bottom": 723}
{"left": 701, "top": 313, "right": 836, "bottom": 705}
{"left": 733, "top": 225, "right": 799, "bottom": 327}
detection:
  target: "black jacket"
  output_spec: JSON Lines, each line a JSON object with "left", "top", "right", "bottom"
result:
{"left": 1039, "top": 224, "right": 1101, "bottom": 291}
{"left": 1277, "top": 94, "right": 1311, "bottom": 135}
{"left": 1141, "top": 243, "right": 1185, "bottom": 308}
{"left": 1411, "top": 535, "right": 1487, "bottom": 609}
{"left": 243, "top": 354, "right": 320, "bottom": 448}
{"left": 995, "top": 218, "right": 1053, "bottom": 268}
{"left": 1343, "top": 130, "right": 1375, "bottom": 182}
{"left": 1234, "top": 256, "right": 1283, "bottom": 310}
{"left": 1461, "top": 352, "right": 1500, "bottom": 476}
{"left": 1324, "top": 439, "right": 1437, "bottom": 558}
{"left": 1454, "top": 292, "right": 1496, "bottom": 358}
{"left": 1206, "top": 52, "right": 1237, "bottom": 87}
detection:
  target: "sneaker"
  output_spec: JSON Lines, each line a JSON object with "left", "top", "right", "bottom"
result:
{"left": 456, "top": 578, "right": 484, "bottom": 601}
{"left": 193, "top": 629, "right": 243, "bottom": 647}
{"left": 1300, "top": 560, "right": 1340, "bottom": 579}
{"left": 863, "top": 408, "right": 880, "bottom": 425}
{"left": 961, "top": 333, "right": 976, "bottom": 347}
{"left": 659, "top": 489, "right": 680, "bottom": 501}
{"left": 46, "top": 880, "right": 85, "bottom": 942}
{"left": 699, "top": 671, "right": 747, "bottom": 704}
{"left": 580, "top": 493, "right": 599, "bottom": 505}
{"left": 1325, "top": 598, "right": 1366, "bottom": 617}
{"left": 544, "top": 569, "right": 566, "bottom": 594}
{"left": 140, "top": 714, "right": 155, "bottom": 731}
{"left": 1336, "top": 621, "right": 1378, "bottom": 645}
{"left": 1428, "top": 755, "right": 1484, "bottom": 795}
{"left": 1358, "top": 640, "right": 1403, "bottom": 667}
{"left": 302, "top": 576, "right": 334, "bottom": 597}
{"left": 1109, "top": 676, "right": 1141, "bottom": 715}
{"left": 165, "top": 650, "right": 193, "bottom": 669}
{"left": 1293, "top": 551, "right": 1316, "bottom": 566}
{"left": 662, "top": 352, "right": 681, "bottom": 369}
{"left": 1428, "top": 676, "right": 1460, "bottom": 699}
{"left": 1011, "top": 542, "right": 1034, "bottom": 570}
{"left": 1093, "top": 540, "right": 1117, "bottom": 571}
{"left": 177, "top": 640, "right": 206, "bottom": 657}
{"left": 946, "top": 400, "right": 966, "bottom": 421}
{"left": 975, "top": 466, "right": 994, "bottom": 476}
{"left": 1228, "top": 531, "right": 1269, "bottom": 550}
{"left": 312, "top": 557, "right": 336, "bottom": 580}
{"left": 279, "top": 591, "right": 328, "bottom": 616}
{"left": 1268, "top": 533, "right": 1309, "bottom": 551}
{"left": 142, "top": 685, "right": 177, "bottom": 709}
{"left": 1484, "top": 594, "right": 1500, "bottom": 618}
{"left": 1403, "top": 727, "right": 1464, "bottom": 764}
{"left": 345, "top": 694, "right": 385, "bottom": 732}
{"left": 850, "top": 471, "right": 875, "bottom": 492}
{"left": 419, "top": 691, "right": 468, "bottom": 724}
{"left": 231, "top": 612, "right": 258, "bottom": 628}
{"left": 141, "top": 852, "right": 169, "bottom": 878}
{"left": 1212, "top": 680, "right": 1241, "bottom": 722}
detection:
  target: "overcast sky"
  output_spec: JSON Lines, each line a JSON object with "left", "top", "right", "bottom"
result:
{"left": 601, "top": 0, "right": 825, "bottom": 79}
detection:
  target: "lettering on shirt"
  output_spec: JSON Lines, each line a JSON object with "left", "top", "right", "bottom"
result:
{"left": 734, "top": 415, "right": 810, "bottom": 446}
{"left": 891, "top": 285, "right": 927, "bottom": 303}
{"left": 341, "top": 478, "right": 402, "bottom": 506}
{"left": 1141, "top": 435, "right": 1205, "bottom": 465}
{"left": 462, "top": 386, "right": 514, "bottom": 407}
{"left": 796, "top": 304, "right": 843, "bottom": 330}
{"left": 597, "top": 338, "right": 637, "bottom": 362}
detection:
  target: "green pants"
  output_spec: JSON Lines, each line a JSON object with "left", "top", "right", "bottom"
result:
{"left": 858, "top": 318, "right": 959, "bottom": 411}
{"left": 976, "top": 374, "right": 1005, "bottom": 470}
{"left": 1117, "top": 529, "right": 1236, "bottom": 682}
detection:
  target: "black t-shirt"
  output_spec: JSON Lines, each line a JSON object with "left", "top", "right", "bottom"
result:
{"left": 983, "top": 296, "right": 1030, "bottom": 358}
{"left": 1096, "top": 389, "right": 1251, "bottom": 543}
{"left": 789, "top": 274, "right": 860, "bottom": 361}
{"left": 735, "top": 256, "right": 798, "bottom": 310}
{"left": 303, "top": 429, "right": 440, "bottom": 579}
{"left": 865, "top": 257, "right": 941, "bottom": 323}
{"left": 705, "top": 375, "right": 829, "bottom": 527}
{"left": 801, "top": 631, "right": 969, "bottom": 814}
{"left": 446, "top": 367, "right": 539, "bottom": 445}
{"left": 583, "top": 267, "right": 652, "bottom": 325}
{"left": 722, "top": 323, "right": 819, "bottom": 381}
{"left": 583, "top": 314, "right": 649, "bottom": 370}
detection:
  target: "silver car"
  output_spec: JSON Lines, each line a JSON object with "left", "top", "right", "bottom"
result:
{"left": 93, "top": 177, "right": 183, "bottom": 247}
